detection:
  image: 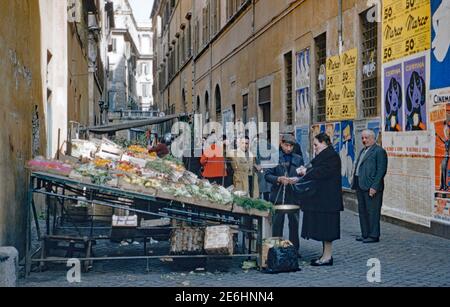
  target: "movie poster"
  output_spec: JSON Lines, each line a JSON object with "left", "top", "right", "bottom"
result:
{"left": 433, "top": 198, "right": 450, "bottom": 223}
{"left": 296, "top": 49, "right": 311, "bottom": 123}
{"left": 295, "top": 125, "right": 311, "bottom": 165}
{"left": 325, "top": 122, "right": 341, "bottom": 153}
{"left": 384, "top": 63, "right": 404, "bottom": 132}
{"left": 340, "top": 121, "right": 355, "bottom": 189}
{"left": 404, "top": 56, "right": 427, "bottom": 131}
{"left": 431, "top": 0, "right": 450, "bottom": 92}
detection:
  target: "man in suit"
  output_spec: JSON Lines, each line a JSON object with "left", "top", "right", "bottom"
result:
{"left": 352, "top": 129, "right": 388, "bottom": 243}
{"left": 266, "top": 134, "right": 304, "bottom": 254}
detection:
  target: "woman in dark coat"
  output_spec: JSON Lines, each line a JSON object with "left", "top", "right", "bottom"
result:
{"left": 297, "top": 133, "right": 343, "bottom": 266}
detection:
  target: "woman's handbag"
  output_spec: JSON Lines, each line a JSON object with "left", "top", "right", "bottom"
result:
{"left": 293, "top": 179, "right": 317, "bottom": 199}
{"left": 264, "top": 243, "right": 300, "bottom": 274}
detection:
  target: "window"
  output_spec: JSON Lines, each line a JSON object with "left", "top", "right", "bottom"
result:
{"left": 196, "top": 96, "right": 201, "bottom": 114}
{"left": 227, "top": 0, "right": 246, "bottom": 20}
{"left": 315, "top": 33, "right": 327, "bottom": 123}
{"left": 202, "top": 3, "right": 210, "bottom": 46}
{"left": 212, "top": 0, "right": 221, "bottom": 35}
{"left": 205, "top": 91, "right": 210, "bottom": 123}
{"left": 215, "top": 85, "right": 222, "bottom": 122}
{"left": 182, "top": 89, "right": 186, "bottom": 112}
{"left": 259, "top": 86, "right": 271, "bottom": 141}
{"left": 284, "top": 51, "right": 293, "bottom": 125}
{"left": 242, "top": 94, "right": 248, "bottom": 124}
{"left": 112, "top": 38, "right": 117, "bottom": 52}
{"left": 361, "top": 9, "right": 378, "bottom": 118}
{"left": 194, "top": 19, "right": 200, "bottom": 54}
{"left": 187, "top": 21, "right": 192, "bottom": 57}
{"left": 181, "top": 33, "right": 185, "bottom": 65}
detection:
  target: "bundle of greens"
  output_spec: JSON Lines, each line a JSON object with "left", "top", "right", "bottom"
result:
{"left": 233, "top": 196, "right": 274, "bottom": 213}
{"left": 163, "top": 155, "right": 184, "bottom": 166}
{"left": 145, "top": 160, "right": 173, "bottom": 174}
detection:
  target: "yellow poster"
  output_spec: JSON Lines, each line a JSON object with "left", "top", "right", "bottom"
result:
{"left": 382, "top": 0, "right": 431, "bottom": 63}
{"left": 326, "top": 55, "right": 342, "bottom": 121}
{"left": 326, "top": 49, "right": 357, "bottom": 121}
{"left": 341, "top": 48, "right": 357, "bottom": 120}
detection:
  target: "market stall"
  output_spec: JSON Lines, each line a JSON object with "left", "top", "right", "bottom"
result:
{"left": 24, "top": 139, "right": 273, "bottom": 275}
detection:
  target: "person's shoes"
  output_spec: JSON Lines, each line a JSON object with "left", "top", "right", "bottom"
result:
{"left": 311, "top": 257, "right": 333, "bottom": 266}
{"left": 363, "top": 237, "right": 380, "bottom": 243}
{"left": 297, "top": 252, "right": 302, "bottom": 259}
{"left": 356, "top": 236, "right": 367, "bottom": 242}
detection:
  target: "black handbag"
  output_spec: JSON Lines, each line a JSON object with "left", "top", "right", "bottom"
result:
{"left": 264, "top": 245, "right": 300, "bottom": 274}
{"left": 293, "top": 179, "right": 318, "bottom": 199}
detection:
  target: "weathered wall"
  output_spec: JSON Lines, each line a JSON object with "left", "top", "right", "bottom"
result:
{"left": 68, "top": 22, "right": 89, "bottom": 126}
{"left": 0, "top": 0, "right": 45, "bottom": 255}
{"left": 40, "top": 0, "right": 68, "bottom": 158}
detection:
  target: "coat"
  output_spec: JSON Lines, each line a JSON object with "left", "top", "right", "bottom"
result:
{"left": 230, "top": 149, "right": 259, "bottom": 198}
{"left": 200, "top": 144, "right": 227, "bottom": 178}
{"left": 301, "top": 146, "right": 344, "bottom": 213}
{"left": 351, "top": 145, "right": 388, "bottom": 192}
{"left": 265, "top": 150, "right": 304, "bottom": 205}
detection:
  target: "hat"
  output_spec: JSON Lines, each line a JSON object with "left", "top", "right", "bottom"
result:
{"left": 281, "top": 134, "right": 296, "bottom": 145}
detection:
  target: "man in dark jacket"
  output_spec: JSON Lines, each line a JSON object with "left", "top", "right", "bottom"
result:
{"left": 265, "top": 134, "right": 304, "bottom": 254}
{"left": 352, "top": 129, "right": 388, "bottom": 243}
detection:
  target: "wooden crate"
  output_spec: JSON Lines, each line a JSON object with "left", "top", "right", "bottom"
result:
{"left": 204, "top": 225, "right": 234, "bottom": 256}
{"left": 170, "top": 227, "right": 205, "bottom": 255}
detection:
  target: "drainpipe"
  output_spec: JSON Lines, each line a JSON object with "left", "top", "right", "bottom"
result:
{"left": 338, "top": 0, "right": 343, "bottom": 54}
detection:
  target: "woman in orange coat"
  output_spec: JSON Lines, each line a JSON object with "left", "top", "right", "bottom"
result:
{"left": 200, "top": 141, "right": 227, "bottom": 186}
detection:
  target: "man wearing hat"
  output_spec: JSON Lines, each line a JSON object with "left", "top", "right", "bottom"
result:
{"left": 265, "top": 134, "right": 304, "bottom": 255}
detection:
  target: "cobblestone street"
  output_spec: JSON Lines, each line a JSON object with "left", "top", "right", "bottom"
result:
{"left": 19, "top": 210, "right": 450, "bottom": 287}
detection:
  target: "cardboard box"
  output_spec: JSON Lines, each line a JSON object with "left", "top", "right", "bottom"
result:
{"left": 261, "top": 237, "right": 283, "bottom": 268}
{"left": 204, "top": 225, "right": 234, "bottom": 255}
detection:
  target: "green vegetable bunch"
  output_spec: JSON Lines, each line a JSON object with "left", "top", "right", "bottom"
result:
{"left": 233, "top": 196, "right": 274, "bottom": 213}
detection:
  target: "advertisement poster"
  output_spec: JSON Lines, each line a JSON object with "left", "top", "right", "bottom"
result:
{"left": 382, "top": 0, "right": 431, "bottom": 63}
{"left": 404, "top": 56, "right": 427, "bottom": 131}
{"left": 295, "top": 125, "right": 311, "bottom": 165}
{"left": 384, "top": 63, "right": 404, "bottom": 132}
{"left": 340, "top": 48, "right": 357, "bottom": 120}
{"left": 296, "top": 49, "right": 311, "bottom": 123}
{"left": 326, "top": 54, "right": 342, "bottom": 121}
{"left": 368, "top": 120, "right": 381, "bottom": 141}
{"left": 311, "top": 121, "right": 355, "bottom": 189}
{"left": 340, "top": 121, "right": 355, "bottom": 189}
{"left": 325, "top": 122, "right": 342, "bottom": 153}
{"left": 434, "top": 103, "right": 450, "bottom": 225}
{"left": 433, "top": 198, "right": 450, "bottom": 223}
{"left": 432, "top": 104, "right": 450, "bottom": 192}
{"left": 431, "top": 0, "right": 450, "bottom": 91}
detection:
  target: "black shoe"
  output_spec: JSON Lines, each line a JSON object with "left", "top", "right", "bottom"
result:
{"left": 297, "top": 253, "right": 302, "bottom": 259}
{"left": 311, "top": 257, "right": 333, "bottom": 267}
{"left": 356, "top": 236, "right": 367, "bottom": 242}
{"left": 363, "top": 237, "right": 380, "bottom": 243}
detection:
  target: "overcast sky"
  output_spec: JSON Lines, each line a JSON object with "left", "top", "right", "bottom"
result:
{"left": 128, "top": 0, "right": 154, "bottom": 23}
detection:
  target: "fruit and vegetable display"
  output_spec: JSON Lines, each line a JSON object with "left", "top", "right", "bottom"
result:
{"left": 27, "top": 139, "right": 272, "bottom": 214}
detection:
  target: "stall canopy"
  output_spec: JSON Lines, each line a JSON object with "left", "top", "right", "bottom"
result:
{"left": 85, "top": 114, "right": 186, "bottom": 134}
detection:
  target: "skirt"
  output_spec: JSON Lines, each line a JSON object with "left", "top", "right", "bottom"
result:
{"left": 301, "top": 211, "right": 341, "bottom": 242}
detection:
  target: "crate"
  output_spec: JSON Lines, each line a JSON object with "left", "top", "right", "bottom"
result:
{"left": 204, "top": 225, "right": 234, "bottom": 256}
{"left": 261, "top": 237, "right": 283, "bottom": 268}
{"left": 170, "top": 227, "right": 205, "bottom": 255}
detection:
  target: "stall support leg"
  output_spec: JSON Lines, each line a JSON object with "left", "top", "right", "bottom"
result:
{"left": 257, "top": 217, "right": 263, "bottom": 268}
{"left": 25, "top": 177, "right": 34, "bottom": 277}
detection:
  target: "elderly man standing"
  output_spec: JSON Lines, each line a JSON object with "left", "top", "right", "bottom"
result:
{"left": 352, "top": 130, "right": 388, "bottom": 243}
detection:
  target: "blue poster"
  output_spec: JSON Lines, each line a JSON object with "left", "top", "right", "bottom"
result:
{"left": 367, "top": 120, "right": 381, "bottom": 142}
{"left": 340, "top": 121, "right": 355, "bottom": 189}
{"left": 295, "top": 125, "right": 311, "bottom": 165}
{"left": 431, "top": 0, "right": 450, "bottom": 90}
